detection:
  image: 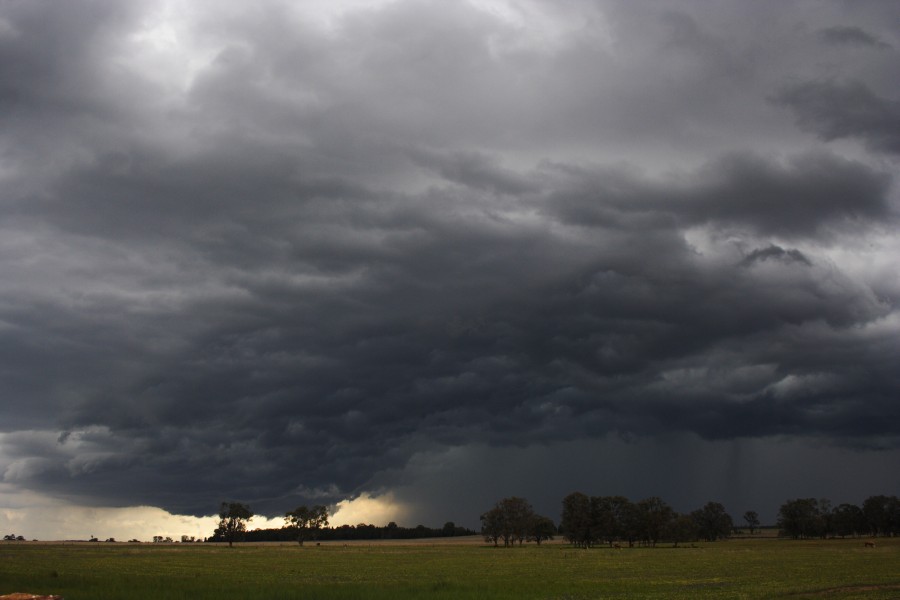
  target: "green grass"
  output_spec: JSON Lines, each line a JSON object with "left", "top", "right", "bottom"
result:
{"left": 1, "top": 537, "right": 898, "bottom": 599}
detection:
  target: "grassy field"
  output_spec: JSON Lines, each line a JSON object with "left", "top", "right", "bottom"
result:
{"left": 1, "top": 536, "right": 898, "bottom": 599}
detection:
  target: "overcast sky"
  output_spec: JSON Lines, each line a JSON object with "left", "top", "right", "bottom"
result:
{"left": 1, "top": 0, "right": 899, "bottom": 540}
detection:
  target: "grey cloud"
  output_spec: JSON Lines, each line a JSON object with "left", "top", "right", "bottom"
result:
{"left": 739, "top": 245, "right": 812, "bottom": 267}
{"left": 544, "top": 151, "right": 893, "bottom": 237}
{"left": 1, "top": 0, "right": 899, "bottom": 521}
{"left": 817, "top": 26, "right": 891, "bottom": 49}
{"left": 2, "top": 144, "right": 896, "bottom": 515}
{"left": 379, "top": 436, "right": 900, "bottom": 527}
{"left": 408, "top": 149, "right": 536, "bottom": 196}
{"left": 772, "top": 80, "right": 900, "bottom": 154}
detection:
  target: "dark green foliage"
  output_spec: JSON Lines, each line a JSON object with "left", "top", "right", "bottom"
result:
{"left": 743, "top": 510, "right": 760, "bottom": 534}
{"left": 691, "top": 502, "right": 734, "bottom": 542}
{"left": 560, "top": 492, "right": 592, "bottom": 548}
{"left": 284, "top": 505, "right": 329, "bottom": 545}
{"left": 216, "top": 502, "right": 253, "bottom": 547}
{"left": 666, "top": 514, "right": 699, "bottom": 547}
{"left": 777, "top": 498, "right": 826, "bottom": 539}
{"left": 862, "top": 495, "right": 900, "bottom": 537}
{"left": 481, "top": 497, "right": 554, "bottom": 547}
{"left": 832, "top": 503, "right": 866, "bottom": 538}
{"left": 777, "top": 495, "right": 900, "bottom": 540}
{"left": 562, "top": 493, "right": 697, "bottom": 548}
{"left": 636, "top": 496, "right": 675, "bottom": 547}
{"left": 242, "top": 522, "right": 476, "bottom": 542}
{"left": 528, "top": 515, "right": 556, "bottom": 545}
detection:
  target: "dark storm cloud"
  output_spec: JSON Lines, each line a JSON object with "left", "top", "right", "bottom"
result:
{"left": 772, "top": 80, "right": 900, "bottom": 154}
{"left": 1, "top": 0, "right": 899, "bottom": 519}
{"left": 739, "top": 245, "right": 812, "bottom": 268}
{"left": 544, "top": 152, "right": 892, "bottom": 237}
{"left": 817, "top": 26, "right": 891, "bottom": 49}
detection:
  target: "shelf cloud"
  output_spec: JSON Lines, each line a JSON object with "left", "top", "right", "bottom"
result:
{"left": 0, "top": 0, "right": 898, "bottom": 535}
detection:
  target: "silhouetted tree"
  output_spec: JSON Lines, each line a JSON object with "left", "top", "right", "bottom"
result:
{"left": 528, "top": 515, "right": 556, "bottom": 545}
{"left": 743, "top": 510, "right": 760, "bottom": 534}
{"left": 561, "top": 492, "right": 593, "bottom": 548}
{"left": 218, "top": 502, "right": 253, "bottom": 547}
{"left": 862, "top": 495, "right": 900, "bottom": 537}
{"left": 636, "top": 497, "right": 674, "bottom": 547}
{"left": 691, "top": 502, "right": 733, "bottom": 541}
{"left": 777, "top": 498, "right": 824, "bottom": 539}
{"left": 666, "top": 514, "right": 699, "bottom": 547}
{"left": 480, "top": 506, "right": 504, "bottom": 547}
{"left": 481, "top": 497, "right": 550, "bottom": 547}
{"left": 590, "top": 495, "right": 636, "bottom": 546}
{"left": 832, "top": 503, "right": 866, "bottom": 538}
{"left": 284, "top": 505, "right": 329, "bottom": 546}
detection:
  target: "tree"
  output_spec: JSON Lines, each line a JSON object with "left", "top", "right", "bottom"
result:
{"left": 743, "top": 511, "right": 760, "bottom": 534}
{"left": 777, "top": 498, "right": 824, "bottom": 539}
{"left": 284, "top": 505, "right": 329, "bottom": 546}
{"left": 481, "top": 497, "right": 544, "bottom": 547}
{"left": 832, "top": 503, "right": 865, "bottom": 538}
{"left": 862, "top": 495, "right": 900, "bottom": 537}
{"left": 504, "top": 497, "right": 536, "bottom": 546}
{"left": 528, "top": 515, "right": 556, "bottom": 546}
{"left": 218, "top": 502, "right": 253, "bottom": 547}
{"left": 442, "top": 521, "right": 456, "bottom": 537}
{"left": 586, "top": 495, "right": 636, "bottom": 547}
{"left": 561, "top": 492, "right": 593, "bottom": 548}
{"left": 636, "top": 497, "right": 675, "bottom": 547}
{"left": 480, "top": 507, "right": 503, "bottom": 547}
{"left": 666, "top": 514, "right": 699, "bottom": 547}
{"left": 691, "top": 502, "right": 733, "bottom": 542}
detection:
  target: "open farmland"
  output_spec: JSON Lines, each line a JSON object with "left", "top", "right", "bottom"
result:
{"left": 1, "top": 536, "right": 898, "bottom": 599}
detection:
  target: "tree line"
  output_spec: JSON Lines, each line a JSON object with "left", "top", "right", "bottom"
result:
{"left": 210, "top": 502, "right": 474, "bottom": 546}
{"left": 479, "top": 493, "right": 739, "bottom": 549}
{"left": 480, "top": 497, "right": 556, "bottom": 547}
{"left": 560, "top": 493, "right": 737, "bottom": 548}
{"left": 777, "top": 495, "right": 900, "bottom": 539}
{"left": 209, "top": 493, "right": 900, "bottom": 548}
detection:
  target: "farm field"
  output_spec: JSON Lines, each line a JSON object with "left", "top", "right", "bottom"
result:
{"left": 1, "top": 536, "right": 898, "bottom": 600}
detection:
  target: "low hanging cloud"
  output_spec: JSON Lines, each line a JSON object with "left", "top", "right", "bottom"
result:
{"left": 0, "top": 0, "right": 899, "bottom": 528}
{"left": 739, "top": 245, "right": 812, "bottom": 268}
{"left": 772, "top": 80, "right": 900, "bottom": 155}
{"left": 817, "top": 26, "right": 891, "bottom": 49}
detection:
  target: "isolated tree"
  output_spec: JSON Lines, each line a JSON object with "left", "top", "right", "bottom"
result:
{"left": 284, "top": 505, "right": 329, "bottom": 546}
{"left": 691, "top": 502, "right": 733, "bottom": 541}
{"left": 218, "top": 502, "right": 253, "bottom": 547}
{"left": 743, "top": 511, "right": 760, "bottom": 534}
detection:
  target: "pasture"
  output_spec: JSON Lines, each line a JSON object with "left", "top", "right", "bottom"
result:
{"left": 1, "top": 536, "right": 898, "bottom": 599}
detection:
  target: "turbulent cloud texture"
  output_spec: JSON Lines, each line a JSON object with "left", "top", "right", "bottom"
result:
{"left": 0, "top": 0, "right": 898, "bottom": 532}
